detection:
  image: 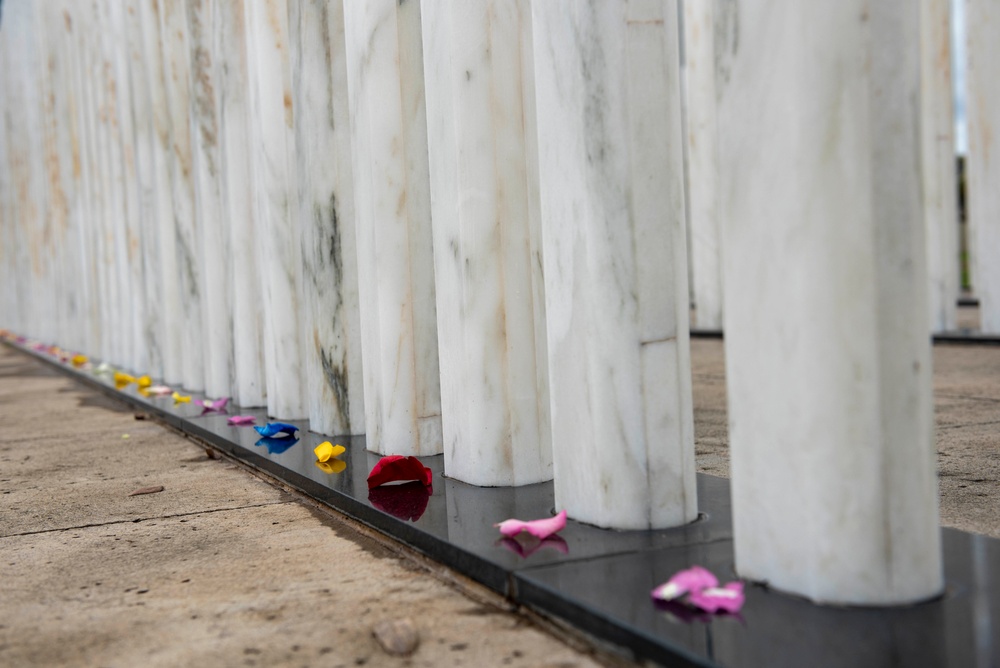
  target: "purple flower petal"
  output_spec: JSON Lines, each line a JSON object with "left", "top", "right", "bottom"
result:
{"left": 687, "top": 581, "right": 745, "bottom": 614}
{"left": 650, "top": 566, "right": 719, "bottom": 602}
{"left": 494, "top": 510, "right": 567, "bottom": 540}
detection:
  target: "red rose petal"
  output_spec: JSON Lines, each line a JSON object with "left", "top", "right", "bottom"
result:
{"left": 367, "top": 455, "right": 433, "bottom": 489}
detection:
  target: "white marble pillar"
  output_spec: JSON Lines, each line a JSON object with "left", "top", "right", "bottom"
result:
{"left": 107, "top": 0, "right": 149, "bottom": 373}
{"left": 717, "top": 1, "right": 942, "bottom": 604}
{"left": 422, "top": 0, "right": 551, "bottom": 486}
{"left": 343, "top": 0, "right": 442, "bottom": 455}
{"left": 289, "top": 0, "right": 365, "bottom": 435}
{"left": 243, "top": 0, "right": 308, "bottom": 418}
{"left": 139, "top": 0, "right": 184, "bottom": 384}
{"left": 187, "top": 0, "right": 235, "bottom": 398}
{"left": 6, "top": 2, "right": 53, "bottom": 344}
{"left": 683, "top": 0, "right": 723, "bottom": 331}
{"left": 49, "top": 0, "right": 88, "bottom": 357}
{"left": 158, "top": 0, "right": 205, "bottom": 390}
{"left": 531, "top": 1, "right": 697, "bottom": 529}
{"left": 122, "top": 0, "right": 163, "bottom": 378}
{"left": 66, "top": 3, "right": 105, "bottom": 359}
{"left": 216, "top": 0, "right": 267, "bottom": 407}
{"left": 967, "top": 0, "right": 1000, "bottom": 333}
{"left": 922, "top": 0, "right": 960, "bottom": 334}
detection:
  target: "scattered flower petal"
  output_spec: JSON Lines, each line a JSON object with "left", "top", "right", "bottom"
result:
{"left": 196, "top": 396, "right": 230, "bottom": 413}
{"left": 144, "top": 385, "right": 172, "bottom": 397}
{"left": 368, "top": 481, "right": 431, "bottom": 521}
{"left": 172, "top": 391, "right": 191, "bottom": 404}
{"left": 650, "top": 566, "right": 718, "bottom": 603}
{"left": 227, "top": 415, "right": 257, "bottom": 426}
{"left": 114, "top": 371, "right": 136, "bottom": 389}
{"left": 253, "top": 422, "right": 299, "bottom": 438}
{"left": 315, "top": 459, "right": 347, "bottom": 474}
{"left": 314, "top": 441, "right": 346, "bottom": 463}
{"left": 688, "top": 582, "right": 745, "bottom": 614}
{"left": 128, "top": 485, "right": 164, "bottom": 496}
{"left": 71, "top": 354, "right": 88, "bottom": 367}
{"left": 367, "top": 456, "right": 433, "bottom": 489}
{"left": 495, "top": 510, "right": 567, "bottom": 540}
{"left": 255, "top": 435, "right": 299, "bottom": 454}
{"left": 137, "top": 375, "right": 152, "bottom": 389}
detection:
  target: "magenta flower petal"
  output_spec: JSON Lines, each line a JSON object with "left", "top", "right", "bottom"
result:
{"left": 650, "top": 566, "right": 719, "bottom": 602}
{"left": 227, "top": 415, "right": 257, "bottom": 426}
{"left": 687, "top": 581, "right": 745, "bottom": 614}
{"left": 494, "top": 510, "right": 567, "bottom": 540}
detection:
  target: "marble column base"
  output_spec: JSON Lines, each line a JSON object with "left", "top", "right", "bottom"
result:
{"left": 344, "top": 0, "right": 442, "bottom": 455}
{"left": 717, "top": 0, "right": 942, "bottom": 605}
{"left": 532, "top": 0, "right": 697, "bottom": 529}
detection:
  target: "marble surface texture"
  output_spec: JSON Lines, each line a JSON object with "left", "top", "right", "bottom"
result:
{"left": 921, "top": 0, "right": 959, "bottom": 334}
{"left": 66, "top": 3, "right": 105, "bottom": 360}
{"left": 124, "top": 0, "right": 164, "bottom": 379}
{"left": 289, "top": 0, "right": 366, "bottom": 436}
{"left": 532, "top": 0, "right": 697, "bottom": 528}
{"left": 422, "top": 0, "right": 552, "bottom": 486}
{"left": 716, "top": 0, "right": 942, "bottom": 604}
{"left": 158, "top": 0, "right": 205, "bottom": 391}
{"left": 967, "top": 0, "right": 1000, "bottom": 333}
{"left": 140, "top": 0, "right": 185, "bottom": 385}
{"left": 244, "top": 0, "right": 308, "bottom": 418}
{"left": 107, "top": 0, "right": 148, "bottom": 374}
{"left": 343, "top": 0, "right": 442, "bottom": 455}
{"left": 683, "top": 0, "right": 723, "bottom": 331}
{"left": 187, "top": 0, "right": 235, "bottom": 398}
{"left": 216, "top": 0, "right": 266, "bottom": 407}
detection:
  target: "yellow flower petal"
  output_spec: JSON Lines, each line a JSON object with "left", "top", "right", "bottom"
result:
{"left": 71, "top": 354, "right": 88, "bottom": 367}
{"left": 114, "top": 371, "right": 136, "bottom": 389}
{"left": 137, "top": 375, "right": 152, "bottom": 389}
{"left": 315, "top": 459, "right": 347, "bottom": 474}
{"left": 172, "top": 391, "right": 191, "bottom": 404}
{"left": 314, "top": 441, "right": 346, "bottom": 463}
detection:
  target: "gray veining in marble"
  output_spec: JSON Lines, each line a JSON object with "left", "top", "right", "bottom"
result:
{"left": 289, "top": 0, "right": 365, "bottom": 436}
{"left": 343, "top": 0, "right": 442, "bottom": 455}
{"left": 532, "top": 0, "right": 697, "bottom": 529}
{"left": 244, "top": 0, "right": 308, "bottom": 418}
{"left": 422, "top": 0, "right": 552, "bottom": 486}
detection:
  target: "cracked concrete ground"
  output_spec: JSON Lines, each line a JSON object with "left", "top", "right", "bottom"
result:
{"left": 0, "top": 347, "right": 621, "bottom": 668}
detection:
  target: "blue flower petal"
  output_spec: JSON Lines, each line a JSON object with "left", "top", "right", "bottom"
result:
{"left": 253, "top": 422, "right": 300, "bottom": 438}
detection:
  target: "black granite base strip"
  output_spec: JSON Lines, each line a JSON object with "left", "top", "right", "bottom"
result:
{"left": 691, "top": 329, "right": 1000, "bottom": 346}
{"left": 7, "top": 339, "right": 1000, "bottom": 667}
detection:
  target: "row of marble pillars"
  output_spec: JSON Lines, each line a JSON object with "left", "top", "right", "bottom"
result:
{"left": 0, "top": 0, "right": 992, "bottom": 607}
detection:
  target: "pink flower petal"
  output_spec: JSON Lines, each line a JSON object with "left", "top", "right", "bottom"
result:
{"left": 145, "top": 385, "right": 173, "bottom": 396}
{"left": 195, "top": 397, "right": 230, "bottom": 413}
{"left": 687, "top": 581, "right": 745, "bottom": 614}
{"left": 227, "top": 415, "right": 257, "bottom": 426}
{"left": 650, "top": 566, "right": 719, "bottom": 602}
{"left": 494, "top": 510, "right": 567, "bottom": 540}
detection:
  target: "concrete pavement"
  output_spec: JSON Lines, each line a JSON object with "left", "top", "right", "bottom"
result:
{"left": 0, "top": 347, "right": 621, "bottom": 667}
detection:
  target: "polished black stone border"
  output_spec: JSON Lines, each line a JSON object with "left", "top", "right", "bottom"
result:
{"left": 7, "top": 340, "right": 1000, "bottom": 667}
